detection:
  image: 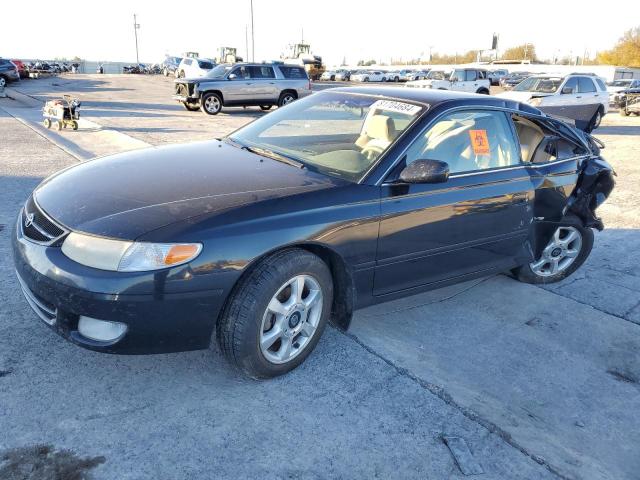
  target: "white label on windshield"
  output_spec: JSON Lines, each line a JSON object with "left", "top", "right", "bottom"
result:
{"left": 371, "top": 100, "right": 422, "bottom": 116}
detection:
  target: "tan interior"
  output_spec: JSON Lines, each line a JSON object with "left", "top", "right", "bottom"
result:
{"left": 513, "top": 116, "right": 545, "bottom": 163}
{"left": 355, "top": 114, "right": 397, "bottom": 152}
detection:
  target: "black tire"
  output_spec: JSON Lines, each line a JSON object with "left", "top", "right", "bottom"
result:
{"left": 330, "top": 75, "right": 335, "bottom": 81}
{"left": 477, "top": 88, "right": 490, "bottom": 95}
{"left": 589, "top": 107, "right": 604, "bottom": 131}
{"left": 260, "top": 105, "right": 272, "bottom": 111}
{"left": 363, "top": 77, "right": 369, "bottom": 82}
{"left": 43, "top": 118, "right": 51, "bottom": 129}
{"left": 182, "top": 102, "right": 200, "bottom": 111}
{"left": 71, "top": 120, "right": 78, "bottom": 131}
{"left": 200, "top": 92, "right": 222, "bottom": 115}
{"left": 55, "top": 121, "right": 63, "bottom": 131}
{"left": 394, "top": 76, "right": 399, "bottom": 82}
{"left": 216, "top": 248, "right": 333, "bottom": 379}
{"left": 512, "top": 215, "right": 594, "bottom": 285}
{"left": 278, "top": 91, "right": 296, "bottom": 108}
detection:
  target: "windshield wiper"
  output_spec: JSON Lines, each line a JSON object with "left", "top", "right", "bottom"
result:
{"left": 243, "top": 145, "right": 305, "bottom": 169}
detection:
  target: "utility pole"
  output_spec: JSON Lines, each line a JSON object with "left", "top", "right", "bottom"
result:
{"left": 250, "top": 0, "right": 255, "bottom": 61}
{"left": 133, "top": 14, "right": 140, "bottom": 64}
{"left": 245, "top": 25, "right": 249, "bottom": 61}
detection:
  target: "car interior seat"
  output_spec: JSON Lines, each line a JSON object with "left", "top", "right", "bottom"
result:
{"left": 356, "top": 115, "right": 397, "bottom": 155}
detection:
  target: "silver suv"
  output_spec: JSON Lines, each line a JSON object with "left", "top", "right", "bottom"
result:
{"left": 173, "top": 62, "right": 312, "bottom": 115}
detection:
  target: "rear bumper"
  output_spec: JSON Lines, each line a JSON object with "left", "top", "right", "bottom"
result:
{"left": 12, "top": 216, "right": 228, "bottom": 354}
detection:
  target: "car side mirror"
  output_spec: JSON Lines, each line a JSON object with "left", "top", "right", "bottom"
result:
{"left": 399, "top": 159, "right": 450, "bottom": 184}
{"left": 561, "top": 86, "right": 574, "bottom": 94}
{"left": 228, "top": 73, "right": 237, "bottom": 80}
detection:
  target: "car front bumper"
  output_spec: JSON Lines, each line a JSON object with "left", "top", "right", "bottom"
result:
{"left": 12, "top": 215, "right": 228, "bottom": 355}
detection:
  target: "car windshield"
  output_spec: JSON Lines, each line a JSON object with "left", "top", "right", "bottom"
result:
{"left": 205, "top": 64, "right": 233, "bottom": 78}
{"left": 228, "top": 91, "right": 425, "bottom": 182}
{"left": 514, "top": 77, "right": 562, "bottom": 93}
{"left": 426, "top": 71, "right": 445, "bottom": 80}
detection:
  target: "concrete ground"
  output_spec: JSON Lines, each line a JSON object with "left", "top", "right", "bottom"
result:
{"left": 1, "top": 74, "right": 639, "bottom": 480}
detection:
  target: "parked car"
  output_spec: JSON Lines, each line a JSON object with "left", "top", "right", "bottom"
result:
{"left": 320, "top": 69, "right": 350, "bottom": 81}
{"left": 10, "top": 60, "right": 28, "bottom": 79}
{"left": 500, "top": 71, "right": 532, "bottom": 89}
{"left": 176, "top": 57, "right": 215, "bottom": 78}
{"left": 607, "top": 79, "right": 640, "bottom": 105}
{"left": 0, "top": 58, "right": 20, "bottom": 87}
{"left": 14, "top": 87, "right": 614, "bottom": 378}
{"left": 497, "top": 74, "right": 609, "bottom": 131}
{"left": 406, "top": 70, "right": 430, "bottom": 82}
{"left": 123, "top": 64, "right": 143, "bottom": 74}
{"left": 617, "top": 88, "right": 640, "bottom": 116}
{"left": 173, "top": 62, "right": 312, "bottom": 114}
{"left": 487, "top": 69, "right": 509, "bottom": 86}
{"left": 334, "top": 69, "right": 353, "bottom": 81}
{"left": 350, "top": 70, "right": 386, "bottom": 82}
{"left": 406, "top": 68, "right": 490, "bottom": 94}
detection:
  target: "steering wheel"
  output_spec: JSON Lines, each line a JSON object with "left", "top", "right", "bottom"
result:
{"left": 361, "top": 144, "right": 384, "bottom": 161}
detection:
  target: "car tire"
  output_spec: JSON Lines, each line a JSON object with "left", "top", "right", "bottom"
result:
{"left": 216, "top": 248, "right": 333, "bottom": 379}
{"left": 0, "top": 76, "right": 6, "bottom": 88}
{"left": 178, "top": 70, "right": 185, "bottom": 78}
{"left": 201, "top": 92, "right": 222, "bottom": 115}
{"left": 330, "top": 75, "right": 335, "bottom": 81}
{"left": 278, "top": 91, "right": 296, "bottom": 108}
{"left": 394, "top": 76, "right": 399, "bottom": 82}
{"left": 512, "top": 215, "right": 593, "bottom": 285}
{"left": 182, "top": 102, "right": 200, "bottom": 111}
{"left": 589, "top": 107, "right": 604, "bottom": 131}
{"left": 260, "top": 105, "right": 272, "bottom": 111}
{"left": 477, "top": 88, "right": 490, "bottom": 95}
{"left": 363, "top": 77, "right": 369, "bottom": 82}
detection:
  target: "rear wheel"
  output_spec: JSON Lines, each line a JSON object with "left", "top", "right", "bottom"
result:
{"left": 71, "top": 120, "right": 78, "bottom": 130}
{"left": 278, "top": 91, "right": 296, "bottom": 108}
{"left": 477, "top": 88, "right": 490, "bottom": 95}
{"left": 0, "top": 76, "right": 6, "bottom": 88}
{"left": 216, "top": 248, "right": 333, "bottom": 379}
{"left": 43, "top": 118, "right": 51, "bottom": 129}
{"left": 201, "top": 92, "right": 222, "bottom": 115}
{"left": 512, "top": 216, "right": 593, "bottom": 284}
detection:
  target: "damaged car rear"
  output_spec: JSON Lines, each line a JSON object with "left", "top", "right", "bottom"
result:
{"left": 12, "top": 88, "right": 614, "bottom": 378}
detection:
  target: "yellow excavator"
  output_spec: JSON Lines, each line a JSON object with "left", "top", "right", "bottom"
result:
{"left": 282, "top": 43, "right": 324, "bottom": 80}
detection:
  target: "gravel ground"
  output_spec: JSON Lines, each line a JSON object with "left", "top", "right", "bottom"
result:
{"left": 1, "top": 74, "right": 639, "bottom": 479}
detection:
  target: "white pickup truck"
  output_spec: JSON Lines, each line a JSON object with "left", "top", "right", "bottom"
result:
{"left": 406, "top": 68, "right": 491, "bottom": 94}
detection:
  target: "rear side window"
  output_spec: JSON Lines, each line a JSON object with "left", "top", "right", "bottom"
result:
{"left": 279, "top": 66, "right": 307, "bottom": 79}
{"left": 198, "top": 60, "right": 214, "bottom": 69}
{"left": 247, "top": 66, "right": 275, "bottom": 79}
{"left": 512, "top": 115, "right": 587, "bottom": 163}
{"left": 405, "top": 110, "right": 520, "bottom": 174}
{"left": 577, "top": 77, "right": 596, "bottom": 93}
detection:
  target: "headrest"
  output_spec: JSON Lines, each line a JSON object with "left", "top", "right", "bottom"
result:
{"left": 365, "top": 115, "right": 396, "bottom": 142}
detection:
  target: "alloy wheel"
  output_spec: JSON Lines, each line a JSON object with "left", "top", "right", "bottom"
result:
{"left": 281, "top": 94, "right": 295, "bottom": 106}
{"left": 259, "top": 275, "right": 323, "bottom": 364}
{"left": 530, "top": 226, "right": 582, "bottom": 277}
{"left": 204, "top": 96, "right": 221, "bottom": 113}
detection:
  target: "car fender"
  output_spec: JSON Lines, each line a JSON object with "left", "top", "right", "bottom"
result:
{"left": 565, "top": 156, "right": 615, "bottom": 231}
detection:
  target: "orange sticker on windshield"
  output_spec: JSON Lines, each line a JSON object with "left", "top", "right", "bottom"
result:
{"left": 469, "top": 130, "right": 490, "bottom": 155}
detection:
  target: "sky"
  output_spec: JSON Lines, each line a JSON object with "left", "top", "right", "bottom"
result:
{"left": 4, "top": 0, "right": 638, "bottom": 66}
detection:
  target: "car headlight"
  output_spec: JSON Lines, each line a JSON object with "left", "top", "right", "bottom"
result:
{"left": 528, "top": 97, "right": 543, "bottom": 107}
{"left": 61, "top": 232, "right": 202, "bottom": 272}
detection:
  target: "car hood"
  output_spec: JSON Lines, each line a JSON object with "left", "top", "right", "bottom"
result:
{"left": 34, "top": 140, "right": 342, "bottom": 240}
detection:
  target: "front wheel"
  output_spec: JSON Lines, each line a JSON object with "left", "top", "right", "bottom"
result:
{"left": 216, "top": 249, "right": 333, "bottom": 378}
{"left": 201, "top": 92, "right": 222, "bottom": 115}
{"left": 43, "top": 118, "right": 51, "bottom": 129}
{"left": 182, "top": 102, "right": 200, "bottom": 111}
{"left": 512, "top": 217, "right": 593, "bottom": 284}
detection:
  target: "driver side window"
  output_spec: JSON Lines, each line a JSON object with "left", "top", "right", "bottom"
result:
{"left": 404, "top": 110, "right": 520, "bottom": 174}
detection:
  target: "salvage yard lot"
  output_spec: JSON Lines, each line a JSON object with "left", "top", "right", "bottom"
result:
{"left": 1, "top": 74, "right": 639, "bottom": 479}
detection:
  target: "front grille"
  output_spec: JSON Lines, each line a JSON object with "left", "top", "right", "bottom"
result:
{"left": 16, "top": 272, "right": 57, "bottom": 325}
{"left": 21, "top": 196, "right": 66, "bottom": 245}
{"left": 175, "top": 83, "right": 191, "bottom": 96}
